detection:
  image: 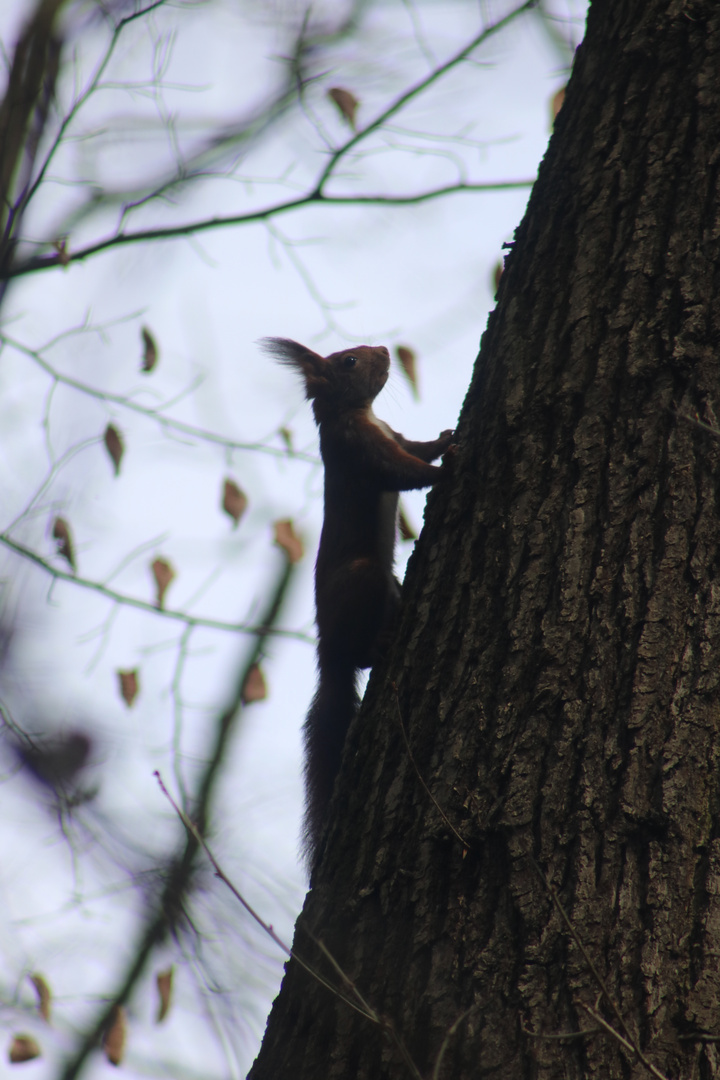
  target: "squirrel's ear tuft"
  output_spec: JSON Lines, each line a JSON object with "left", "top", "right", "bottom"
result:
{"left": 260, "top": 337, "right": 328, "bottom": 399}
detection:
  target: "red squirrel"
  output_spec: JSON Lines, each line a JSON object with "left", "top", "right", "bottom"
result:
{"left": 262, "top": 337, "right": 454, "bottom": 867}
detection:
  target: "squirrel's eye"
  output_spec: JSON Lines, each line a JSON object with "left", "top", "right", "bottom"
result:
{"left": 344, "top": 355, "right": 357, "bottom": 368}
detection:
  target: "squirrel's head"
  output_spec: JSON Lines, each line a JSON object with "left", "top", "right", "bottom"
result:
{"left": 262, "top": 338, "right": 390, "bottom": 414}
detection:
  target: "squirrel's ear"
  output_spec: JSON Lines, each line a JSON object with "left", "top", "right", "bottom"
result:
{"left": 260, "top": 337, "right": 328, "bottom": 399}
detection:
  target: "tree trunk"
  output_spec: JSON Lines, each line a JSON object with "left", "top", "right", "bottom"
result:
{"left": 250, "top": 2, "right": 720, "bottom": 1077}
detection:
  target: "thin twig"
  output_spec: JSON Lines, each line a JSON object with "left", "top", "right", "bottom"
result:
{"left": 5, "top": 181, "right": 535, "bottom": 278}
{"left": 581, "top": 1005, "right": 670, "bottom": 1080}
{"left": 154, "top": 771, "right": 374, "bottom": 1022}
{"left": 313, "top": 938, "right": 424, "bottom": 1080}
{"left": 533, "top": 861, "right": 670, "bottom": 1080}
{"left": 39, "top": 2, "right": 360, "bottom": 246}
{"left": 155, "top": 772, "right": 293, "bottom": 956}
{"left": 312, "top": 0, "right": 534, "bottom": 193}
{"left": 674, "top": 410, "right": 720, "bottom": 441}
{"left": 16, "top": 1, "right": 171, "bottom": 224}
{"left": 59, "top": 548, "right": 296, "bottom": 1080}
{"left": 520, "top": 1021, "right": 598, "bottom": 1041}
{"left": 0, "top": 532, "right": 314, "bottom": 643}
{"left": 432, "top": 1008, "right": 473, "bottom": 1080}
{"left": 1, "top": 331, "right": 319, "bottom": 463}
{"left": 393, "top": 686, "right": 472, "bottom": 850}
{"left": 157, "top": 775, "right": 426, "bottom": 1079}
{"left": 170, "top": 624, "right": 193, "bottom": 808}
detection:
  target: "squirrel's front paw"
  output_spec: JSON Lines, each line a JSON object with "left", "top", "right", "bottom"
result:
{"left": 442, "top": 442, "right": 458, "bottom": 467}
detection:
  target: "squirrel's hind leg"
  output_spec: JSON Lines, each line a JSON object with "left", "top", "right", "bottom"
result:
{"left": 318, "top": 558, "right": 400, "bottom": 669}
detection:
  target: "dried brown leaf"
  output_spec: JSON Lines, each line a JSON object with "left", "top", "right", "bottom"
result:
{"left": 103, "top": 1005, "right": 126, "bottom": 1066}
{"left": 398, "top": 505, "right": 417, "bottom": 542}
{"left": 242, "top": 664, "right": 267, "bottom": 704}
{"left": 117, "top": 670, "right": 139, "bottom": 708}
{"left": 328, "top": 86, "right": 359, "bottom": 129}
{"left": 104, "top": 424, "right": 124, "bottom": 476}
{"left": 155, "top": 967, "right": 173, "bottom": 1023}
{"left": 29, "top": 974, "right": 51, "bottom": 1023}
{"left": 222, "top": 478, "right": 248, "bottom": 526}
{"left": 52, "top": 517, "right": 75, "bottom": 571}
{"left": 53, "top": 238, "right": 70, "bottom": 267}
{"left": 9, "top": 1035, "right": 41, "bottom": 1063}
{"left": 395, "top": 345, "right": 418, "bottom": 397}
{"left": 141, "top": 326, "right": 158, "bottom": 373}
{"left": 151, "top": 558, "right": 175, "bottom": 608}
{"left": 273, "top": 519, "right": 303, "bottom": 564}
{"left": 551, "top": 86, "right": 566, "bottom": 124}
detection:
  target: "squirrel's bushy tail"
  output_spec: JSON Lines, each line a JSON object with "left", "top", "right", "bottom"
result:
{"left": 302, "top": 658, "right": 359, "bottom": 868}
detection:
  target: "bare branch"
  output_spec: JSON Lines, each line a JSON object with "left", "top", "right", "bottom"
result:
{"left": 59, "top": 546, "right": 297, "bottom": 1080}
{"left": 0, "top": 532, "right": 314, "bottom": 643}
{"left": 534, "top": 861, "right": 670, "bottom": 1080}
{"left": 311, "top": 0, "right": 536, "bottom": 193}
{"left": 2, "top": 331, "right": 319, "bottom": 462}
{"left": 157, "top": 770, "right": 393, "bottom": 1024}
{"left": 4, "top": 179, "right": 534, "bottom": 278}
{"left": 15, "top": 0, "right": 172, "bottom": 223}
{"left": 1, "top": 0, "right": 535, "bottom": 281}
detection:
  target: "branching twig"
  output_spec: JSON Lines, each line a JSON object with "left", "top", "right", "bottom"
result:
{"left": 59, "top": 547, "right": 296, "bottom": 1080}
{"left": 0, "top": 532, "right": 314, "bottom": 643}
{"left": 37, "top": 2, "right": 367, "bottom": 247}
{"left": 393, "top": 686, "right": 472, "bottom": 850}
{"left": 313, "top": 938, "right": 424, "bottom": 1080}
{"left": 5, "top": 181, "right": 535, "bottom": 278}
{"left": 154, "top": 771, "right": 373, "bottom": 1019}
{"left": 311, "top": 0, "right": 535, "bottom": 193}
{"left": 581, "top": 1004, "right": 670, "bottom": 1080}
{"left": 533, "top": 861, "right": 670, "bottom": 1080}
{"left": 1, "top": 331, "right": 319, "bottom": 463}
{"left": 3, "top": 433, "right": 101, "bottom": 534}
{"left": 265, "top": 219, "right": 357, "bottom": 339}
{"left": 3, "top": 0, "right": 535, "bottom": 281}
{"left": 157, "top": 774, "right": 428, "bottom": 1080}
{"left": 15, "top": 0, "right": 171, "bottom": 227}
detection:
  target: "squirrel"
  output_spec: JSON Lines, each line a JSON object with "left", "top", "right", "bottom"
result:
{"left": 262, "top": 337, "right": 454, "bottom": 868}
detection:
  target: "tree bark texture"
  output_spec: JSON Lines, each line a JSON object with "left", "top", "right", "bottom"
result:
{"left": 250, "top": 2, "right": 720, "bottom": 1077}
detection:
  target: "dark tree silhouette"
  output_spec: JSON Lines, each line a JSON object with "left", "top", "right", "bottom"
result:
{"left": 249, "top": 2, "right": 720, "bottom": 1077}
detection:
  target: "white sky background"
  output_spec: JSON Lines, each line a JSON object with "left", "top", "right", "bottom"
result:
{"left": 0, "top": 1, "right": 587, "bottom": 1076}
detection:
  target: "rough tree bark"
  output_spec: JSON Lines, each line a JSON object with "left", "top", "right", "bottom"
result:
{"left": 250, "top": 1, "right": 720, "bottom": 1077}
